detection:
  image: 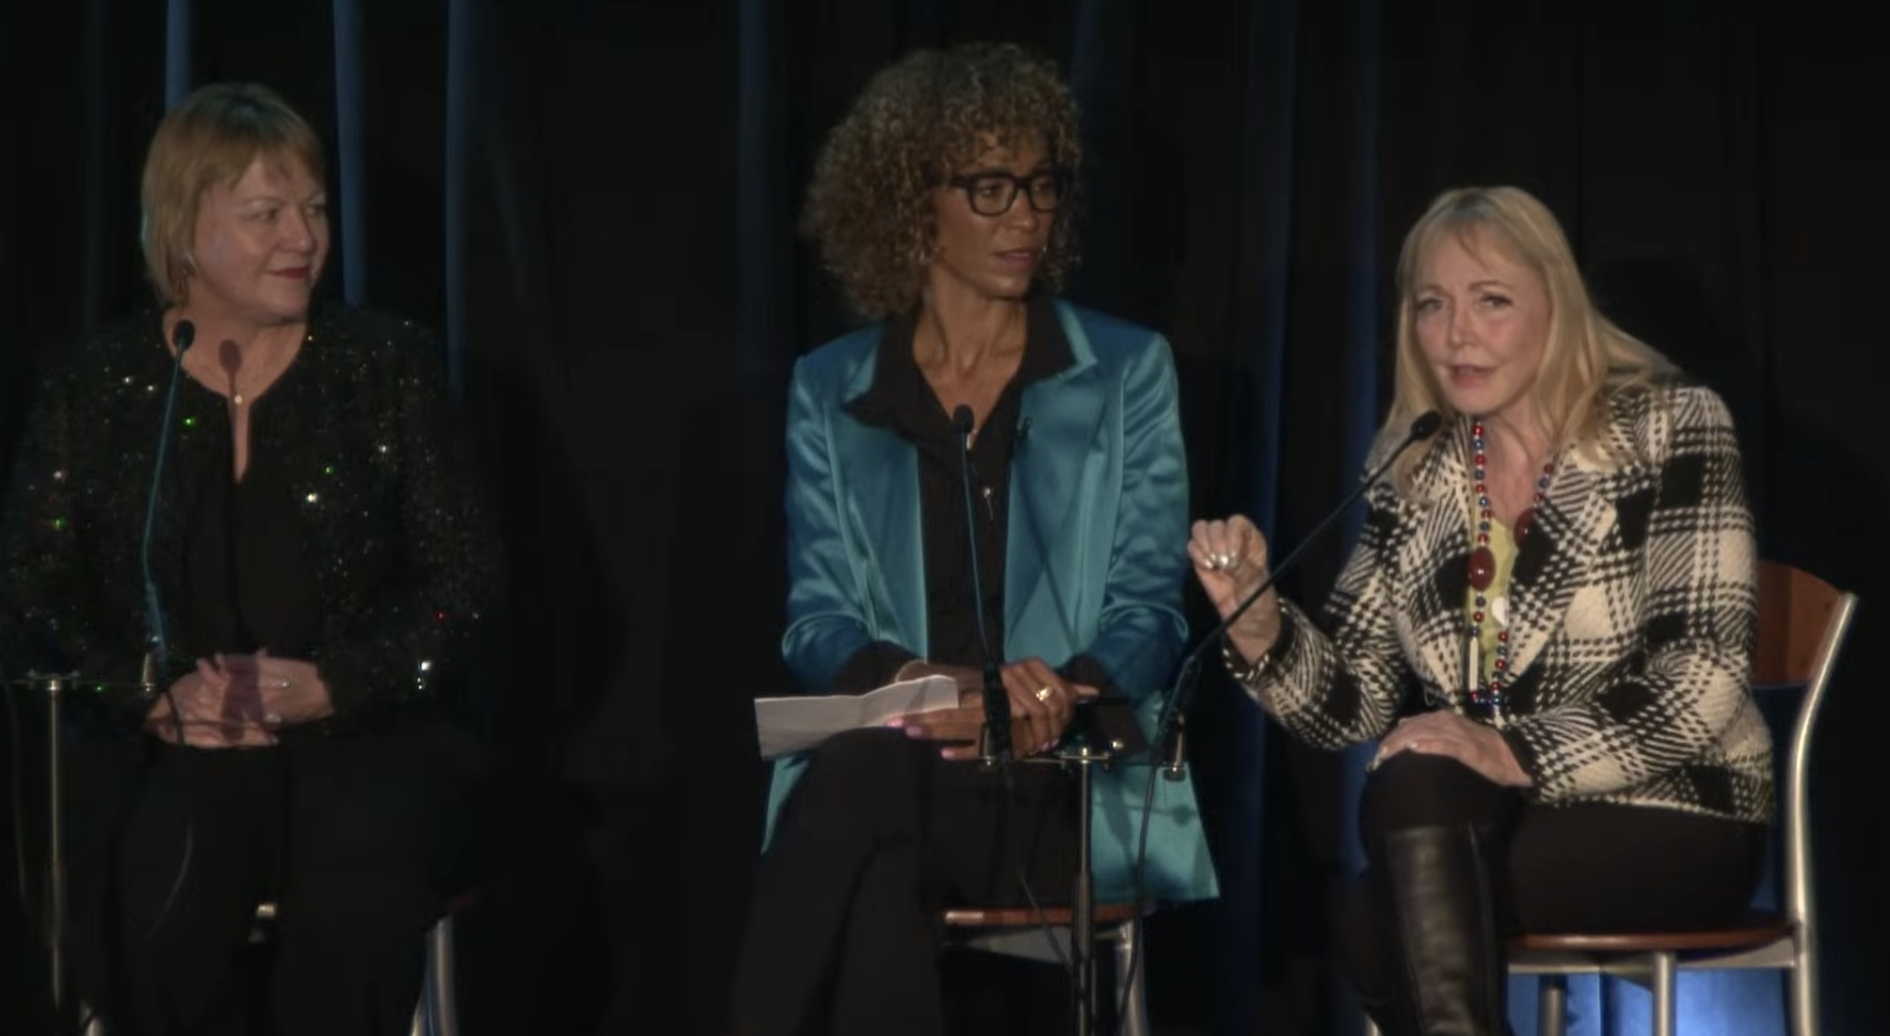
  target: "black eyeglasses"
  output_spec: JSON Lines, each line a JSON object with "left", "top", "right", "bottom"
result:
{"left": 945, "top": 171, "right": 1068, "bottom": 217}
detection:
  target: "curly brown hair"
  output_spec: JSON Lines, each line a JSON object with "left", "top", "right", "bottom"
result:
{"left": 801, "top": 42, "right": 1084, "bottom": 320}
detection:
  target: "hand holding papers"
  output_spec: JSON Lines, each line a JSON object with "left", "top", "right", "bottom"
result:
{"left": 754, "top": 674, "right": 961, "bottom": 760}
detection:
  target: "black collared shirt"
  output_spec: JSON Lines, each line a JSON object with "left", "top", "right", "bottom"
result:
{"left": 833, "top": 294, "right": 1117, "bottom": 696}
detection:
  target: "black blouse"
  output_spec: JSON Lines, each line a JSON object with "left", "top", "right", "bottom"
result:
{"left": 182, "top": 399, "right": 319, "bottom": 661}
{"left": 834, "top": 293, "right": 1118, "bottom": 696}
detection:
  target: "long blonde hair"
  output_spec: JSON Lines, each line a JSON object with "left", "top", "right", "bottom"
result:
{"left": 1380, "top": 186, "right": 1674, "bottom": 488}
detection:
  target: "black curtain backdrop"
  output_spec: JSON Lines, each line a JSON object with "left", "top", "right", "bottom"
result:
{"left": 3, "top": 1, "right": 1885, "bottom": 1034}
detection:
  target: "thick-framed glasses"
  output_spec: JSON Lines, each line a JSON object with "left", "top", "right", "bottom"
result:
{"left": 946, "top": 171, "right": 1067, "bottom": 217}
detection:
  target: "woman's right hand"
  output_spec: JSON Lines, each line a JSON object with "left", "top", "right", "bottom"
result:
{"left": 1187, "top": 515, "right": 1283, "bottom": 665}
{"left": 144, "top": 660, "right": 277, "bottom": 748}
{"left": 890, "top": 657, "right": 1095, "bottom": 759}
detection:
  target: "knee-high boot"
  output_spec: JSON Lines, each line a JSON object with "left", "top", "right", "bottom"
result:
{"left": 1379, "top": 824, "right": 1508, "bottom": 1036}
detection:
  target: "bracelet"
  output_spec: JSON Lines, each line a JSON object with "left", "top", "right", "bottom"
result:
{"left": 1220, "top": 638, "right": 1273, "bottom": 687}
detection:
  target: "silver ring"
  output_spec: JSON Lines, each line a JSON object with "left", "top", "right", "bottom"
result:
{"left": 1034, "top": 686, "right": 1053, "bottom": 702}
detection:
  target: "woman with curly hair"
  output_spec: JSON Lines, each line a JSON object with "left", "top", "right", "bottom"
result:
{"left": 728, "top": 41, "right": 1216, "bottom": 1035}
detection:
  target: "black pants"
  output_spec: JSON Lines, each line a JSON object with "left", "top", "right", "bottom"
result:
{"left": 71, "top": 717, "right": 479, "bottom": 1036}
{"left": 1340, "top": 753, "right": 1767, "bottom": 1032}
{"left": 729, "top": 728, "right": 1081, "bottom": 1036}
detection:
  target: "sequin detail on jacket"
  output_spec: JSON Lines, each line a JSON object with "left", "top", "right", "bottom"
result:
{"left": 1, "top": 304, "right": 503, "bottom": 732}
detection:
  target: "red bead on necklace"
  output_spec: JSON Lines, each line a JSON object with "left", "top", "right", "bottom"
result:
{"left": 1466, "top": 420, "right": 1555, "bottom": 712}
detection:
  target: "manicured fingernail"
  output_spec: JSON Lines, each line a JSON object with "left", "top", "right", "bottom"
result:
{"left": 885, "top": 717, "right": 904, "bottom": 728}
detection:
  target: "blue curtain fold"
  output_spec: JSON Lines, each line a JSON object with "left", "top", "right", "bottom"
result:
{"left": 443, "top": 0, "right": 481, "bottom": 394}
{"left": 163, "top": 0, "right": 192, "bottom": 106}
{"left": 329, "top": 0, "right": 367, "bottom": 307}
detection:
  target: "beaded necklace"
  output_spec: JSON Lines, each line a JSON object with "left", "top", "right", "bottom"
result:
{"left": 1465, "top": 420, "right": 1555, "bottom": 714}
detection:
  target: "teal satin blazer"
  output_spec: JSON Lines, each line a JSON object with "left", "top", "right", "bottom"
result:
{"left": 766, "top": 299, "right": 1219, "bottom": 904}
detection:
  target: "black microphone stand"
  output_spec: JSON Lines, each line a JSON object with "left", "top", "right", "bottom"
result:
{"left": 1048, "top": 707, "right": 1139, "bottom": 1034}
{"left": 953, "top": 405, "right": 1118, "bottom": 1033}
{"left": 1158, "top": 411, "right": 1444, "bottom": 780}
{"left": 1, "top": 670, "right": 72, "bottom": 1032}
{"left": 37, "top": 671, "right": 71, "bottom": 1027}
{"left": 953, "top": 406, "right": 1014, "bottom": 776}
{"left": 10, "top": 673, "right": 150, "bottom": 1034}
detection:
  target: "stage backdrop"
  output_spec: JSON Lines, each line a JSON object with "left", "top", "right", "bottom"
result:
{"left": 2, "top": 1, "right": 1884, "bottom": 1034}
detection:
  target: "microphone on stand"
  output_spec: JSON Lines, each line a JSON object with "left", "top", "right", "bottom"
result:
{"left": 952, "top": 404, "right": 1013, "bottom": 773}
{"left": 1160, "top": 410, "right": 1445, "bottom": 779}
{"left": 140, "top": 319, "right": 196, "bottom": 696}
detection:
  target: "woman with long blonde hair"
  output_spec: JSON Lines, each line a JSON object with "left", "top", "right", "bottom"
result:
{"left": 1191, "top": 186, "right": 1769, "bottom": 1034}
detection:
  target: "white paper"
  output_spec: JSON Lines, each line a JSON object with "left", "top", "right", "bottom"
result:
{"left": 755, "top": 674, "right": 961, "bottom": 760}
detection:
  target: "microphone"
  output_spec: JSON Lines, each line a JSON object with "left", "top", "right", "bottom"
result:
{"left": 952, "top": 404, "right": 1013, "bottom": 772}
{"left": 140, "top": 319, "right": 195, "bottom": 695}
{"left": 1160, "top": 410, "right": 1445, "bottom": 778}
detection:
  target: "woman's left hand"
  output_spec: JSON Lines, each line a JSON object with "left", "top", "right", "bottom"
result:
{"left": 890, "top": 658, "right": 1096, "bottom": 760}
{"left": 1372, "top": 710, "right": 1533, "bottom": 787}
{"left": 214, "top": 649, "right": 335, "bottom": 729}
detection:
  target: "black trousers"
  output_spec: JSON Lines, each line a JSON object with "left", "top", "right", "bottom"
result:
{"left": 70, "top": 716, "right": 479, "bottom": 1036}
{"left": 729, "top": 727, "right": 1082, "bottom": 1036}
{"left": 1340, "top": 753, "right": 1767, "bottom": 1031}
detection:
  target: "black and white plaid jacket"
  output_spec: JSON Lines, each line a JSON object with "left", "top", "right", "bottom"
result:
{"left": 1243, "top": 381, "right": 1772, "bottom": 825}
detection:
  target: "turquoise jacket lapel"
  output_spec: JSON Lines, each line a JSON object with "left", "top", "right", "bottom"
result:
{"left": 1004, "top": 302, "right": 1105, "bottom": 650}
{"left": 828, "top": 347, "right": 928, "bottom": 654}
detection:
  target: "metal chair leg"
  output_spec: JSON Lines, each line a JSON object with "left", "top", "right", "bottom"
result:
{"left": 409, "top": 912, "right": 459, "bottom": 1036}
{"left": 1537, "top": 974, "right": 1568, "bottom": 1036}
{"left": 430, "top": 913, "right": 459, "bottom": 1036}
{"left": 1649, "top": 952, "right": 1676, "bottom": 1036}
{"left": 1791, "top": 946, "right": 1820, "bottom": 1036}
{"left": 1111, "top": 919, "right": 1148, "bottom": 1036}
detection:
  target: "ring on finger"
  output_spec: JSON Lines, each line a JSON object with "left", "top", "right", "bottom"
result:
{"left": 1034, "top": 686, "right": 1054, "bottom": 702}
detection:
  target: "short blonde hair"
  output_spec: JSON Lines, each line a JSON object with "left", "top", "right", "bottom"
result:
{"left": 140, "top": 82, "right": 325, "bottom": 306}
{"left": 1382, "top": 185, "right": 1674, "bottom": 484}
{"left": 801, "top": 42, "right": 1084, "bottom": 320}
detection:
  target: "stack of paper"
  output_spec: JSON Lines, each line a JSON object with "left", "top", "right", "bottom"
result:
{"left": 755, "top": 674, "right": 961, "bottom": 760}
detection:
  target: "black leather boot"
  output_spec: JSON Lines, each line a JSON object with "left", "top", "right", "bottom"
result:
{"left": 1378, "top": 824, "right": 1508, "bottom": 1036}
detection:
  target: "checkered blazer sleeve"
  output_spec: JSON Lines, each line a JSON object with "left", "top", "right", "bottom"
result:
{"left": 1238, "top": 489, "right": 1415, "bottom": 750}
{"left": 1498, "top": 385, "right": 1759, "bottom": 801}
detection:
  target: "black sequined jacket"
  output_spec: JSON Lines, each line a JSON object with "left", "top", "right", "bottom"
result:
{"left": 0, "top": 303, "right": 502, "bottom": 734}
